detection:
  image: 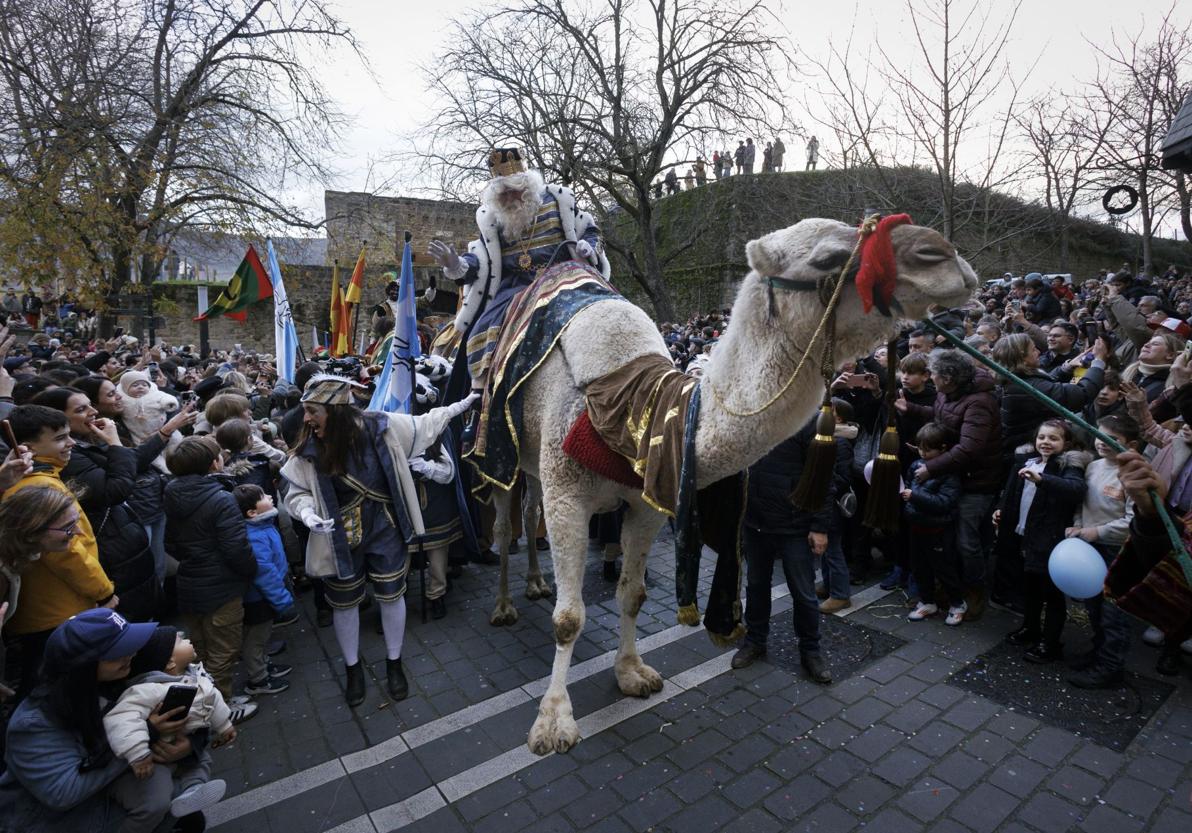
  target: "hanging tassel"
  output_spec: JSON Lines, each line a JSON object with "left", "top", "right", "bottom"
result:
{"left": 863, "top": 426, "right": 903, "bottom": 532}
{"left": 791, "top": 400, "right": 837, "bottom": 512}
{"left": 864, "top": 338, "right": 903, "bottom": 533}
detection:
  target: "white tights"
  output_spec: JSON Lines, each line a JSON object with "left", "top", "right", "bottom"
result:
{"left": 332, "top": 597, "right": 407, "bottom": 665}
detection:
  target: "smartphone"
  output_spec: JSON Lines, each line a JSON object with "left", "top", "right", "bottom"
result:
{"left": 114, "top": 327, "right": 125, "bottom": 338}
{"left": 1, "top": 419, "right": 17, "bottom": 451}
{"left": 160, "top": 684, "right": 198, "bottom": 717}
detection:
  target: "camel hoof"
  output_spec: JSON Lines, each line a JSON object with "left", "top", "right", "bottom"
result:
{"left": 616, "top": 660, "right": 665, "bottom": 698}
{"left": 489, "top": 598, "right": 519, "bottom": 627}
{"left": 527, "top": 710, "right": 581, "bottom": 755}
{"left": 524, "top": 576, "right": 554, "bottom": 600}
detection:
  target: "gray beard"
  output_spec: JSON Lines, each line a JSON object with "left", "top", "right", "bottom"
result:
{"left": 481, "top": 170, "right": 545, "bottom": 241}
{"left": 496, "top": 193, "right": 541, "bottom": 240}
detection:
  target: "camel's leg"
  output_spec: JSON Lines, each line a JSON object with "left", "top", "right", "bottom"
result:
{"left": 489, "top": 488, "right": 518, "bottom": 626}
{"left": 523, "top": 474, "right": 553, "bottom": 600}
{"left": 528, "top": 493, "right": 587, "bottom": 755}
{"left": 613, "top": 504, "right": 666, "bottom": 697}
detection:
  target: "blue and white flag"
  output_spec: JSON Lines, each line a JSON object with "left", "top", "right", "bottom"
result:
{"left": 266, "top": 239, "right": 301, "bottom": 384}
{"left": 368, "top": 239, "right": 421, "bottom": 413}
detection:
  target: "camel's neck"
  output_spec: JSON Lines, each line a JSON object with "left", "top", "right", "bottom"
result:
{"left": 694, "top": 276, "right": 833, "bottom": 485}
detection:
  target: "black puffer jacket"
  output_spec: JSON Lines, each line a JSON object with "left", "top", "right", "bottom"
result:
{"left": 999, "top": 364, "right": 1105, "bottom": 458}
{"left": 115, "top": 418, "right": 168, "bottom": 521}
{"left": 61, "top": 440, "right": 158, "bottom": 622}
{"left": 745, "top": 420, "right": 835, "bottom": 536}
{"left": 164, "top": 474, "right": 257, "bottom": 614}
{"left": 997, "top": 447, "right": 1090, "bottom": 573}
{"left": 905, "top": 370, "right": 1003, "bottom": 493}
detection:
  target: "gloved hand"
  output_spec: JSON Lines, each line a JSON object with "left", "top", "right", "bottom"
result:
{"left": 410, "top": 454, "right": 455, "bottom": 484}
{"left": 441, "top": 391, "right": 481, "bottom": 421}
{"left": 575, "top": 239, "right": 595, "bottom": 260}
{"left": 301, "top": 511, "right": 335, "bottom": 534}
{"left": 427, "top": 240, "right": 461, "bottom": 274}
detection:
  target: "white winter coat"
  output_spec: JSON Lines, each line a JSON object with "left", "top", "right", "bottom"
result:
{"left": 102, "top": 663, "right": 231, "bottom": 764}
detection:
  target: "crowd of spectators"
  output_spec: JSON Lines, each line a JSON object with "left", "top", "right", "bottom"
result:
{"left": 2, "top": 258, "right": 1192, "bottom": 829}
{"left": 668, "top": 262, "right": 1192, "bottom": 688}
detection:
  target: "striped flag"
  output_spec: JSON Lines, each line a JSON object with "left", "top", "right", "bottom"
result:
{"left": 265, "top": 239, "right": 300, "bottom": 383}
{"left": 194, "top": 246, "right": 271, "bottom": 321}
{"left": 368, "top": 238, "right": 421, "bottom": 413}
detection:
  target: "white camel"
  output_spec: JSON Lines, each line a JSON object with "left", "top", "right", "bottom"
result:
{"left": 482, "top": 218, "right": 978, "bottom": 754}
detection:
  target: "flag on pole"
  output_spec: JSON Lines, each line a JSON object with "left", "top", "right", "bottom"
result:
{"left": 265, "top": 240, "right": 300, "bottom": 384}
{"left": 329, "top": 267, "right": 349, "bottom": 357}
{"left": 194, "top": 246, "right": 272, "bottom": 321}
{"left": 311, "top": 324, "right": 320, "bottom": 353}
{"left": 368, "top": 237, "right": 421, "bottom": 413}
{"left": 344, "top": 247, "right": 366, "bottom": 304}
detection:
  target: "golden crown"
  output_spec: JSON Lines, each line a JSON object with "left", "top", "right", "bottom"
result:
{"left": 488, "top": 147, "right": 526, "bottom": 178}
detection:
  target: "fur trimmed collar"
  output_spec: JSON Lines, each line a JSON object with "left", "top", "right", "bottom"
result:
{"left": 1013, "top": 444, "right": 1093, "bottom": 470}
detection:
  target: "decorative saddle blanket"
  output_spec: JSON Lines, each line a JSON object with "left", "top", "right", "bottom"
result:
{"left": 467, "top": 264, "right": 745, "bottom": 645}
{"left": 470, "top": 260, "right": 619, "bottom": 489}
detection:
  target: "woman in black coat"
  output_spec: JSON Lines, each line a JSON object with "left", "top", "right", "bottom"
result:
{"left": 993, "top": 333, "right": 1108, "bottom": 462}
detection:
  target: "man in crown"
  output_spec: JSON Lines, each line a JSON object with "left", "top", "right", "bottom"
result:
{"left": 428, "top": 148, "right": 608, "bottom": 399}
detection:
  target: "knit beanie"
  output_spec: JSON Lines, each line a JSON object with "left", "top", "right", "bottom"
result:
{"left": 119, "top": 370, "right": 151, "bottom": 395}
{"left": 129, "top": 625, "right": 179, "bottom": 677}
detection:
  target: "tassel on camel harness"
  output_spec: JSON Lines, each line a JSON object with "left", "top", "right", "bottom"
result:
{"left": 863, "top": 338, "right": 903, "bottom": 533}
{"left": 790, "top": 313, "right": 839, "bottom": 512}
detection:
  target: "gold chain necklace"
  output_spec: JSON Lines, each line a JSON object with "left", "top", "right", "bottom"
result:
{"left": 508, "top": 210, "right": 549, "bottom": 272}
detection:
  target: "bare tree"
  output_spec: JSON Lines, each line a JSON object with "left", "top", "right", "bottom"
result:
{"left": 405, "top": 0, "right": 792, "bottom": 321}
{"left": 1087, "top": 7, "right": 1192, "bottom": 274}
{"left": 805, "top": 0, "right": 1029, "bottom": 248}
{"left": 0, "top": 0, "right": 361, "bottom": 328}
{"left": 1016, "top": 93, "right": 1115, "bottom": 270}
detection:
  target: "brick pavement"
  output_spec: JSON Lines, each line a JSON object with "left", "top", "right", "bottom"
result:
{"left": 205, "top": 532, "right": 1192, "bottom": 833}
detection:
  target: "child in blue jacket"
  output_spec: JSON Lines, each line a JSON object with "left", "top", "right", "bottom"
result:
{"left": 233, "top": 484, "right": 295, "bottom": 696}
{"left": 902, "top": 422, "right": 966, "bottom": 626}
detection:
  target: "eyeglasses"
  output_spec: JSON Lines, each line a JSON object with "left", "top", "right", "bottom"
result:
{"left": 45, "top": 518, "right": 80, "bottom": 535}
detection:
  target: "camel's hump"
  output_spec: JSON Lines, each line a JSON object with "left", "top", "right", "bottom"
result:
{"left": 559, "top": 298, "right": 670, "bottom": 389}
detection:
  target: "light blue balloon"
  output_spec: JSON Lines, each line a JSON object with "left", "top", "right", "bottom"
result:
{"left": 1048, "top": 538, "right": 1108, "bottom": 599}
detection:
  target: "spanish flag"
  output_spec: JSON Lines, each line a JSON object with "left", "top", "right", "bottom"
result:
{"left": 344, "top": 247, "right": 366, "bottom": 305}
{"left": 329, "top": 265, "right": 349, "bottom": 357}
{"left": 194, "top": 246, "right": 272, "bottom": 321}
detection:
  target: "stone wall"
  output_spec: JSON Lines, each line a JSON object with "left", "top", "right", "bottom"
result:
{"left": 324, "top": 190, "right": 476, "bottom": 303}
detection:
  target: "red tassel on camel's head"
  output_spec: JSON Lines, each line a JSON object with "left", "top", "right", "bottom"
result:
{"left": 855, "top": 214, "right": 912, "bottom": 314}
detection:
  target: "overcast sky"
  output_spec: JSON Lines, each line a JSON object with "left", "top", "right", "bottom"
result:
{"left": 302, "top": 0, "right": 1186, "bottom": 229}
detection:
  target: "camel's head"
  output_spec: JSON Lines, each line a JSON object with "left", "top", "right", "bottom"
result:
{"left": 744, "top": 218, "right": 977, "bottom": 352}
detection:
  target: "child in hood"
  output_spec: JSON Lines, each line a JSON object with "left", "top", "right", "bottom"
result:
{"left": 120, "top": 369, "right": 182, "bottom": 471}
{"left": 102, "top": 626, "right": 233, "bottom": 819}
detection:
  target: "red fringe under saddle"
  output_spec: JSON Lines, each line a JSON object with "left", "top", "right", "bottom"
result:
{"left": 562, "top": 410, "right": 644, "bottom": 489}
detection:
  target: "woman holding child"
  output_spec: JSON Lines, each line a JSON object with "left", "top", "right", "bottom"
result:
{"left": 0, "top": 609, "right": 217, "bottom": 833}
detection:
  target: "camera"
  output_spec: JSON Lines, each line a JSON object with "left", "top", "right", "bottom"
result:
{"left": 326, "top": 356, "right": 362, "bottom": 379}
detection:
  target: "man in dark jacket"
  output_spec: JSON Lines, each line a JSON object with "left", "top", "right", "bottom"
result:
{"left": 164, "top": 434, "right": 257, "bottom": 701}
{"left": 1039, "top": 322, "right": 1082, "bottom": 374}
{"left": 897, "top": 350, "right": 1002, "bottom": 618}
{"left": 730, "top": 419, "right": 833, "bottom": 684}
{"left": 1023, "top": 275, "right": 1061, "bottom": 323}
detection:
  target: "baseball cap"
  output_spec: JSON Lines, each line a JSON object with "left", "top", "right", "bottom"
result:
{"left": 1147, "top": 317, "right": 1192, "bottom": 339}
{"left": 42, "top": 608, "right": 157, "bottom": 672}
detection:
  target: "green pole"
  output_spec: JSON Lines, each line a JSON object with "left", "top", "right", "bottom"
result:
{"left": 921, "top": 316, "right": 1192, "bottom": 584}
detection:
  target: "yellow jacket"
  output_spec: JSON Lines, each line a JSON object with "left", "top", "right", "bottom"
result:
{"left": 1, "top": 463, "right": 115, "bottom": 635}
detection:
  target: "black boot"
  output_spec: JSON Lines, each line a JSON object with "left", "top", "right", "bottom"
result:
{"left": 1024, "top": 642, "right": 1064, "bottom": 664}
{"left": 801, "top": 652, "right": 833, "bottom": 684}
{"left": 1006, "top": 626, "right": 1041, "bottom": 647}
{"left": 430, "top": 597, "right": 447, "bottom": 620}
{"left": 731, "top": 641, "right": 766, "bottom": 669}
{"left": 345, "top": 661, "right": 366, "bottom": 707}
{"left": 386, "top": 658, "right": 409, "bottom": 701}
{"left": 603, "top": 559, "right": 620, "bottom": 581}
